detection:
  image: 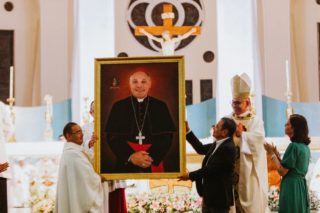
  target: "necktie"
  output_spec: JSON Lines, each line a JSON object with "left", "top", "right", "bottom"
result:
{"left": 205, "top": 142, "right": 217, "bottom": 166}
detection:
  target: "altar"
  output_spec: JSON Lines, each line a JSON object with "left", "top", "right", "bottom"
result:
{"left": 5, "top": 142, "right": 63, "bottom": 213}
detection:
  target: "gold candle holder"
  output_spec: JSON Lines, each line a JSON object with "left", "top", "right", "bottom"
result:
{"left": 285, "top": 91, "right": 294, "bottom": 118}
{"left": 43, "top": 95, "right": 53, "bottom": 141}
{"left": 82, "top": 97, "right": 90, "bottom": 125}
{"left": 6, "top": 97, "right": 16, "bottom": 143}
{"left": 286, "top": 106, "right": 294, "bottom": 118}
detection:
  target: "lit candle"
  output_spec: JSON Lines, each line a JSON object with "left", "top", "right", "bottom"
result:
{"left": 9, "top": 66, "right": 13, "bottom": 99}
{"left": 44, "top": 95, "right": 53, "bottom": 118}
{"left": 49, "top": 97, "right": 53, "bottom": 117}
{"left": 285, "top": 60, "right": 291, "bottom": 93}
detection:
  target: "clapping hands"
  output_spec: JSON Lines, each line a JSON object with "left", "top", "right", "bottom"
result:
{"left": 0, "top": 162, "right": 9, "bottom": 173}
{"left": 264, "top": 142, "right": 281, "bottom": 159}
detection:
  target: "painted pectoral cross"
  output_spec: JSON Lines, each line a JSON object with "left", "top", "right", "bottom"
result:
{"left": 136, "top": 131, "right": 145, "bottom": 145}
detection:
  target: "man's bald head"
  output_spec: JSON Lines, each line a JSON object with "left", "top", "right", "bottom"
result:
{"left": 129, "top": 71, "right": 152, "bottom": 99}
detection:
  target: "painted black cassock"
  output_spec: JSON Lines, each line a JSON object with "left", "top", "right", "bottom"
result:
{"left": 105, "top": 96, "right": 176, "bottom": 173}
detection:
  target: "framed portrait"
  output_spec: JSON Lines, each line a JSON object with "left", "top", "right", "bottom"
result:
{"left": 94, "top": 56, "right": 186, "bottom": 180}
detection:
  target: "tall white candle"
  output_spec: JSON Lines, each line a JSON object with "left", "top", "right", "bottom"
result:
{"left": 9, "top": 66, "right": 13, "bottom": 98}
{"left": 44, "top": 95, "right": 53, "bottom": 117}
{"left": 285, "top": 60, "right": 291, "bottom": 93}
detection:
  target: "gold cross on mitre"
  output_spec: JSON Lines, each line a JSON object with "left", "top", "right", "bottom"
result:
{"left": 149, "top": 179, "right": 192, "bottom": 193}
{"left": 135, "top": 4, "right": 201, "bottom": 36}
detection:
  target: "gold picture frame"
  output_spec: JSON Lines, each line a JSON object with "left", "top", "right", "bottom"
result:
{"left": 94, "top": 56, "right": 186, "bottom": 180}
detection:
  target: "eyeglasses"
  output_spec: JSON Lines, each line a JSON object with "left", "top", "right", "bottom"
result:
{"left": 231, "top": 100, "right": 245, "bottom": 106}
{"left": 71, "top": 130, "right": 82, "bottom": 135}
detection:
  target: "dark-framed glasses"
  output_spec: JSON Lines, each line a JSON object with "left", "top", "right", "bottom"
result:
{"left": 231, "top": 100, "right": 244, "bottom": 106}
{"left": 71, "top": 130, "right": 82, "bottom": 135}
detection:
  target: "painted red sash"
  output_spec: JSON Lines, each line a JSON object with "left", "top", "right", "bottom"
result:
{"left": 128, "top": 141, "right": 164, "bottom": 172}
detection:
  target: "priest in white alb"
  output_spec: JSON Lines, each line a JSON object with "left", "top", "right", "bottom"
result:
{"left": 228, "top": 73, "right": 269, "bottom": 213}
{"left": 55, "top": 122, "right": 104, "bottom": 213}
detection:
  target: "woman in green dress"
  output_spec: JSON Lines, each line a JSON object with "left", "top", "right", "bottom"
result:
{"left": 264, "top": 114, "right": 310, "bottom": 213}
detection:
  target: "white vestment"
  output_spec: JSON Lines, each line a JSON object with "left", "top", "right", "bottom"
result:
{"left": 230, "top": 111, "right": 269, "bottom": 213}
{"left": 55, "top": 142, "right": 103, "bottom": 213}
{"left": 82, "top": 122, "right": 127, "bottom": 213}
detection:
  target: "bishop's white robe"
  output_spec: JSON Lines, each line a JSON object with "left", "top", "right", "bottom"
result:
{"left": 230, "top": 111, "right": 269, "bottom": 213}
{"left": 55, "top": 142, "right": 104, "bottom": 213}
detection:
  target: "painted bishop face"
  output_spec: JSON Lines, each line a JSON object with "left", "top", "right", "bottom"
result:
{"left": 129, "top": 71, "right": 152, "bottom": 99}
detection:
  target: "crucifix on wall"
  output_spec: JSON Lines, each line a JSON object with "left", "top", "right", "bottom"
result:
{"left": 135, "top": 4, "right": 201, "bottom": 55}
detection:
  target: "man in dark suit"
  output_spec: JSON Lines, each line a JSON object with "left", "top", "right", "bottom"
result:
{"left": 179, "top": 117, "right": 236, "bottom": 213}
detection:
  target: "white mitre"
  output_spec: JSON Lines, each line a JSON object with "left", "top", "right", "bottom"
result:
{"left": 231, "top": 73, "right": 251, "bottom": 100}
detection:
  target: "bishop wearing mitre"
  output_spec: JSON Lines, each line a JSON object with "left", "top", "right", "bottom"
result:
{"left": 228, "top": 73, "right": 269, "bottom": 213}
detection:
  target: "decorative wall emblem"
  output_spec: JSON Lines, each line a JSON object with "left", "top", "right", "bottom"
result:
{"left": 127, "top": 0, "right": 204, "bottom": 54}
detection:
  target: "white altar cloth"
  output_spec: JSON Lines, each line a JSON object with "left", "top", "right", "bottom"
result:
{"left": 5, "top": 141, "right": 64, "bottom": 156}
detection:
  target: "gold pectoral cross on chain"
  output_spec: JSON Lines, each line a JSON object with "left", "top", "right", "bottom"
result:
{"left": 136, "top": 131, "right": 145, "bottom": 145}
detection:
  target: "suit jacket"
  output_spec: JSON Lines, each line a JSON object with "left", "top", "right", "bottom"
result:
{"left": 187, "top": 131, "right": 236, "bottom": 208}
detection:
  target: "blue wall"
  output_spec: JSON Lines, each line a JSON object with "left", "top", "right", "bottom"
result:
{"left": 15, "top": 99, "right": 72, "bottom": 141}
{"left": 14, "top": 96, "right": 319, "bottom": 141}
{"left": 186, "top": 96, "right": 320, "bottom": 138}
{"left": 263, "top": 96, "right": 320, "bottom": 137}
{"left": 187, "top": 98, "right": 216, "bottom": 138}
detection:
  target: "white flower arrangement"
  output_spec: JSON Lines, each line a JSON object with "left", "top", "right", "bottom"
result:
{"left": 309, "top": 190, "right": 320, "bottom": 210}
{"left": 268, "top": 186, "right": 280, "bottom": 211}
{"left": 29, "top": 179, "right": 56, "bottom": 213}
{"left": 126, "top": 191, "right": 202, "bottom": 213}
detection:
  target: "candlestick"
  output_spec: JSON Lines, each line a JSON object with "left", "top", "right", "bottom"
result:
{"left": 285, "top": 60, "right": 291, "bottom": 93}
{"left": 6, "top": 97, "right": 16, "bottom": 143}
{"left": 9, "top": 66, "right": 13, "bottom": 99}
{"left": 43, "top": 95, "right": 53, "bottom": 141}
{"left": 285, "top": 60, "right": 294, "bottom": 118}
{"left": 44, "top": 95, "right": 53, "bottom": 122}
{"left": 82, "top": 97, "right": 90, "bottom": 124}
